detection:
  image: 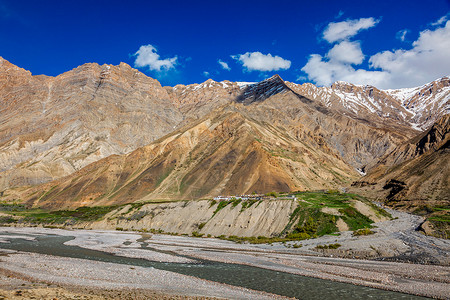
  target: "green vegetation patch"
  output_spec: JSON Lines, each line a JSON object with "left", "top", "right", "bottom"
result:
{"left": 240, "top": 199, "right": 258, "bottom": 212}
{"left": 316, "top": 243, "right": 341, "bottom": 249}
{"left": 0, "top": 204, "right": 119, "bottom": 225}
{"left": 213, "top": 200, "right": 231, "bottom": 216}
{"left": 427, "top": 218, "right": 449, "bottom": 239}
{"left": 281, "top": 191, "right": 377, "bottom": 240}
{"left": 288, "top": 208, "right": 339, "bottom": 237}
{"left": 339, "top": 207, "right": 373, "bottom": 230}
{"left": 211, "top": 198, "right": 256, "bottom": 216}
{"left": 353, "top": 228, "right": 375, "bottom": 236}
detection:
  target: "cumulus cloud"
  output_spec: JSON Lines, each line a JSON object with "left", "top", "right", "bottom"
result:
{"left": 369, "top": 20, "right": 450, "bottom": 87}
{"left": 301, "top": 17, "right": 450, "bottom": 89}
{"left": 301, "top": 53, "right": 387, "bottom": 87}
{"left": 232, "top": 52, "right": 291, "bottom": 72}
{"left": 326, "top": 41, "right": 364, "bottom": 64}
{"left": 218, "top": 60, "right": 230, "bottom": 71}
{"left": 396, "top": 29, "right": 409, "bottom": 42}
{"left": 134, "top": 44, "right": 177, "bottom": 71}
{"left": 323, "top": 17, "right": 379, "bottom": 43}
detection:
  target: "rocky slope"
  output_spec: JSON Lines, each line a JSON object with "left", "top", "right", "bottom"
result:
{"left": 287, "top": 76, "right": 450, "bottom": 131}
{"left": 351, "top": 114, "right": 449, "bottom": 238}
{"left": 0, "top": 57, "right": 183, "bottom": 190}
{"left": 13, "top": 106, "right": 361, "bottom": 209}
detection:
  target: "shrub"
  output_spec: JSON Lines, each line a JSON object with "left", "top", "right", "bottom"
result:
{"left": 316, "top": 243, "right": 341, "bottom": 249}
{"left": 191, "top": 231, "right": 204, "bottom": 237}
{"left": 266, "top": 191, "right": 278, "bottom": 198}
{"left": 286, "top": 232, "right": 310, "bottom": 240}
{"left": 353, "top": 228, "right": 375, "bottom": 236}
{"left": 0, "top": 216, "right": 16, "bottom": 224}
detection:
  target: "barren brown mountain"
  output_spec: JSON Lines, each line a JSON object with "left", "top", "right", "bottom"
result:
{"left": 1, "top": 58, "right": 449, "bottom": 212}
{"left": 0, "top": 57, "right": 182, "bottom": 190}
{"left": 351, "top": 114, "right": 449, "bottom": 237}
{"left": 354, "top": 114, "right": 449, "bottom": 203}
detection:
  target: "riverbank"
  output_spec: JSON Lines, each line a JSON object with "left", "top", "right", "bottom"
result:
{"left": 1, "top": 214, "right": 449, "bottom": 299}
{"left": 0, "top": 269, "right": 221, "bottom": 300}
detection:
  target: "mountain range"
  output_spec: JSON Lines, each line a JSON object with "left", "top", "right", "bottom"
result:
{"left": 0, "top": 57, "right": 448, "bottom": 221}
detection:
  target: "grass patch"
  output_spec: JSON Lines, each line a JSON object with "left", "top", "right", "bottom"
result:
{"left": 0, "top": 204, "right": 119, "bottom": 225}
{"left": 0, "top": 216, "right": 16, "bottom": 224}
{"left": 240, "top": 199, "right": 258, "bottom": 212}
{"left": 191, "top": 231, "right": 204, "bottom": 237}
{"left": 231, "top": 198, "right": 242, "bottom": 208}
{"left": 282, "top": 206, "right": 338, "bottom": 238}
{"left": 353, "top": 228, "right": 375, "bottom": 236}
{"left": 212, "top": 200, "right": 230, "bottom": 216}
{"left": 316, "top": 243, "right": 341, "bottom": 249}
{"left": 339, "top": 207, "right": 373, "bottom": 230}
{"left": 279, "top": 191, "right": 377, "bottom": 241}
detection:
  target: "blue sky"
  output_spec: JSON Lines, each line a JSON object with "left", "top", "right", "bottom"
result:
{"left": 1, "top": 0, "right": 449, "bottom": 88}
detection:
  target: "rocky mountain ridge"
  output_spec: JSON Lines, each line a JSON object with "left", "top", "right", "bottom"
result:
{"left": 0, "top": 57, "right": 448, "bottom": 205}
{"left": 286, "top": 76, "right": 449, "bottom": 131}
{"left": 0, "top": 57, "right": 183, "bottom": 190}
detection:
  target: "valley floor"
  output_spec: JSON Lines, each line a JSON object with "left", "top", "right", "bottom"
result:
{"left": 0, "top": 209, "right": 449, "bottom": 299}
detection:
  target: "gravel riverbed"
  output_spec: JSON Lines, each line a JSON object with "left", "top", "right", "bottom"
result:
{"left": 0, "top": 209, "right": 449, "bottom": 299}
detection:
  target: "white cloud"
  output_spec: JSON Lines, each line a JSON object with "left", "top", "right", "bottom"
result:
{"left": 232, "top": 52, "right": 291, "bottom": 72}
{"left": 323, "top": 17, "right": 379, "bottom": 43}
{"left": 431, "top": 15, "right": 448, "bottom": 26}
{"left": 301, "top": 54, "right": 387, "bottom": 87}
{"left": 134, "top": 44, "right": 177, "bottom": 71}
{"left": 369, "top": 20, "right": 450, "bottom": 87}
{"left": 218, "top": 60, "right": 230, "bottom": 71}
{"left": 326, "top": 41, "right": 364, "bottom": 64}
{"left": 302, "top": 17, "right": 450, "bottom": 89}
{"left": 396, "top": 29, "right": 409, "bottom": 42}
{"left": 203, "top": 71, "right": 210, "bottom": 77}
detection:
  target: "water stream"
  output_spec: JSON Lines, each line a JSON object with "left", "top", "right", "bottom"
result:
{"left": 0, "top": 234, "right": 428, "bottom": 300}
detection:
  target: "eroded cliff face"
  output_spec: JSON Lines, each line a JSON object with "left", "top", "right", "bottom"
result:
{"left": 80, "top": 198, "right": 386, "bottom": 237}
{"left": 89, "top": 200, "right": 297, "bottom": 237}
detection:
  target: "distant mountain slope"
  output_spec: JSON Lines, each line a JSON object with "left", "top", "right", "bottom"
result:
{"left": 236, "top": 76, "right": 411, "bottom": 171}
{"left": 351, "top": 114, "right": 449, "bottom": 238}
{"left": 287, "top": 76, "right": 449, "bottom": 131}
{"left": 1, "top": 57, "right": 448, "bottom": 200}
{"left": 0, "top": 57, "right": 183, "bottom": 190}
{"left": 359, "top": 114, "right": 449, "bottom": 205}
{"left": 17, "top": 107, "right": 359, "bottom": 209}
